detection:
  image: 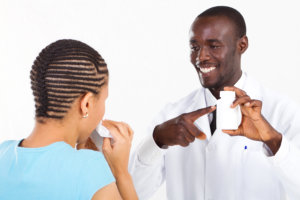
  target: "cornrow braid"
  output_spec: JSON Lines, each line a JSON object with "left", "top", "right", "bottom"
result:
{"left": 30, "top": 39, "right": 108, "bottom": 121}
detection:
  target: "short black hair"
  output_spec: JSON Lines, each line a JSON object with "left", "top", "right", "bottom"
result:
{"left": 30, "top": 39, "right": 108, "bottom": 121}
{"left": 197, "top": 6, "right": 246, "bottom": 38}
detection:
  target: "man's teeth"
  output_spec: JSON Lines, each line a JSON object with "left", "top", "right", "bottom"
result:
{"left": 200, "top": 67, "right": 216, "bottom": 73}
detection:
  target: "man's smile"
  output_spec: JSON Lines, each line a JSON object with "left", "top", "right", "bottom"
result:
{"left": 199, "top": 66, "right": 216, "bottom": 73}
{"left": 196, "top": 63, "right": 217, "bottom": 76}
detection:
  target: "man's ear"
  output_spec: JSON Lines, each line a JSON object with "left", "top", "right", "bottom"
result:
{"left": 80, "top": 92, "right": 94, "bottom": 116}
{"left": 238, "top": 35, "right": 248, "bottom": 54}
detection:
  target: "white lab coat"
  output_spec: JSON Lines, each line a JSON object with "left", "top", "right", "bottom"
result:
{"left": 130, "top": 73, "right": 300, "bottom": 200}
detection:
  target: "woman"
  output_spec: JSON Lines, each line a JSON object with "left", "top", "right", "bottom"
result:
{"left": 0, "top": 39, "right": 138, "bottom": 199}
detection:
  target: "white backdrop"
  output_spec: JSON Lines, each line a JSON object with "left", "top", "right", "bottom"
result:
{"left": 1, "top": 0, "right": 300, "bottom": 199}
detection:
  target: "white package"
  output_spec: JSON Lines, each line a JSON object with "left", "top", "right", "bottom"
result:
{"left": 217, "top": 91, "right": 242, "bottom": 130}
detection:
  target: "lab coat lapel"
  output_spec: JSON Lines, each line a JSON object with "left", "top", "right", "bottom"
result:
{"left": 189, "top": 88, "right": 212, "bottom": 141}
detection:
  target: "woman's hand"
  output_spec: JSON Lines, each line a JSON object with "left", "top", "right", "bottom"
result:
{"left": 101, "top": 120, "right": 134, "bottom": 177}
{"left": 101, "top": 120, "right": 138, "bottom": 200}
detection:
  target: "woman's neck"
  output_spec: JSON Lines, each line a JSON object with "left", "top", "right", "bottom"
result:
{"left": 21, "top": 120, "right": 78, "bottom": 148}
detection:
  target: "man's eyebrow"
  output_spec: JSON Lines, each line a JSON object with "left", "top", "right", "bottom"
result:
{"left": 190, "top": 39, "right": 221, "bottom": 44}
{"left": 207, "top": 39, "right": 221, "bottom": 43}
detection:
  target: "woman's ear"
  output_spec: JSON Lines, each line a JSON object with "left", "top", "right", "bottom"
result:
{"left": 80, "top": 92, "right": 94, "bottom": 117}
{"left": 238, "top": 35, "right": 248, "bottom": 54}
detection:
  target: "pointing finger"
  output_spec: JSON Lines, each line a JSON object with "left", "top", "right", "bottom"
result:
{"left": 187, "top": 105, "right": 216, "bottom": 122}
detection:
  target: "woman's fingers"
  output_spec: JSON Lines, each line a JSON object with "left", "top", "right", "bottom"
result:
{"left": 125, "top": 123, "right": 134, "bottom": 141}
{"left": 102, "top": 120, "right": 133, "bottom": 142}
{"left": 118, "top": 122, "right": 133, "bottom": 140}
{"left": 103, "top": 120, "right": 123, "bottom": 140}
{"left": 102, "top": 137, "right": 112, "bottom": 153}
{"left": 107, "top": 125, "right": 123, "bottom": 141}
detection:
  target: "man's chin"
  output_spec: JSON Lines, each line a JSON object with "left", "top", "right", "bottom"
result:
{"left": 198, "top": 73, "right": 218, "bottom": 88}
{"left": 199, "top": 79, "right": 217, "bottom": 89}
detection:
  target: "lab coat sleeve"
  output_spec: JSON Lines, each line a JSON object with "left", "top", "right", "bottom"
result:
{"left": 264, "top": 136, "right": 300, "bottom": 199}
{"left": 130, "top": 135, "right": 167, "bottom": 200}
{"left": 262, "top": 97, "right": 300, "bottom": 199}
{"left": 129, "top": 106, "right": 171, "bottom": 200}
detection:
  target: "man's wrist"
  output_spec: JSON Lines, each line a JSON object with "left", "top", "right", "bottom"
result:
{"left": 264, "top": 131, "right": 282, "bottom": 155}
{"left": 153, "top": 125, "right": 168, "bottom": 149}
{"left": 256, "top": 115, "right": 282, "bottom": 155}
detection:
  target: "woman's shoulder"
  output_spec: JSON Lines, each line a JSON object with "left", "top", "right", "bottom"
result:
{"left": 0, "top": 140, "right": 18, "bottom": 151}
{"left": 75, "top": 149, "right": 107, "bottom": 166}
{"left": 74, "top": 149, "right": 115, "bottom": 198}
{"left": 77, "top": 149, "right": 112, "bottom": 176}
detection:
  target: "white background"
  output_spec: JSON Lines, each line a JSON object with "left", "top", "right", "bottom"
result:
{"left": 1, "top": 0, "right": 300, "bottom": 199}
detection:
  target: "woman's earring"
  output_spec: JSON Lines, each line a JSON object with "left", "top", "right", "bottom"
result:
{"left": 83, "top": 113, "right": 89, "bottom": 118}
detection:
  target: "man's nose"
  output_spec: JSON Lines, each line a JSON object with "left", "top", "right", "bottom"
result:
{"left": 197, "top": 46, "right": 210, "bottom": 62}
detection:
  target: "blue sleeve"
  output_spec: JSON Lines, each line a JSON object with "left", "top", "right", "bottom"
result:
{"left": 78, "top": 151, "right": 115, "bottom": 200}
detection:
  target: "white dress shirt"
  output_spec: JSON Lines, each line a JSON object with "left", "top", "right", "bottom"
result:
{"left": 130, "top": 73, "right": 300, "bottom": 200}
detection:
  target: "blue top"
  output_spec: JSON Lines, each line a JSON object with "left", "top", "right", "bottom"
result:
{"left": 0, "top": 140, "right": 115, "bottom": 200}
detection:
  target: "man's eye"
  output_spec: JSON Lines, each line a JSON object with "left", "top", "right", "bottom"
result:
{"left": 211, "top": 45, "right": 220, "bottom": 49}
{"left": 191, "top": 46, "right": 199, "bottom": 51}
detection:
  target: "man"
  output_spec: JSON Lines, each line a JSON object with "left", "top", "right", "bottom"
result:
{"left": 130, "top": 6, "right": 300, "bottom": 200}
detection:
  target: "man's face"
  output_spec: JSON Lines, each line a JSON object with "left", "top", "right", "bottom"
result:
{"left": 189, "top": 16, "right": 243, "bottom": 90}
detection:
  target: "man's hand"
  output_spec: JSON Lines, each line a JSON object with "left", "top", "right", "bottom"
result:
{"left": 222, "top": 86, "right": 282, "bottom": 154}
{"left": 153, "top": 106, "right": 216, "bottom": 148}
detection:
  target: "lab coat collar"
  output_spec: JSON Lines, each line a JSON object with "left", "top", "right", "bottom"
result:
{"left": 188, "top": 88, "right": 212, "bottom": 140}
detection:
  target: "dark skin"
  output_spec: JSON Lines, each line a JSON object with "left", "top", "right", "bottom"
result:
{"left": 153, "top": 15, "right": 282, "bottom": 154}
{"left": 189, "top": 16, "right": 246, "bottom": 98}
{"left": 223, "top": 86, "right": 282, "bottom": 154}
{"left": 153, "top": 106, "right": 216, "bottom": 148}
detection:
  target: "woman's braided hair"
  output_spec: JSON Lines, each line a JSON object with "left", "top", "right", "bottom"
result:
{"left": 30, "top": 39, "right": 108, "bottom": 122}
